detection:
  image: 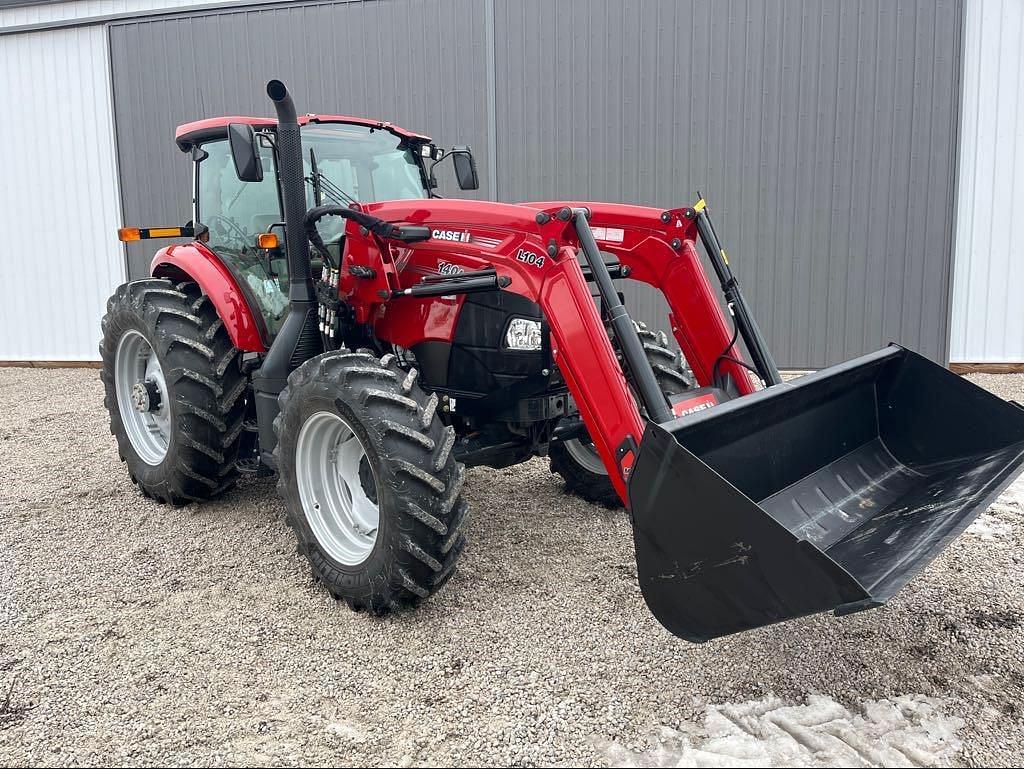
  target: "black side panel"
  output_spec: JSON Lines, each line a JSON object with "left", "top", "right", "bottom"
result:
{"left": 411, "top": 340, "right": 452, "bottom": 389}
{"left": 446, "top": 291, "right": 546, "bottom": 396}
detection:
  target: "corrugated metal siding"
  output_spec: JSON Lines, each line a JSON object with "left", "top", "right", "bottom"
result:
{"left": 950, "top": 0, "right": 1024, "bottom": 363}
{"left": 0, "top": 0, "right": 198, "bottom": 28}
{"left": 109, "top": 0, "right": 490, "bottom": 277}
{"left": 495, "top": 0, "right": 963, "bottom": 368}
{"left": 106, "top": 0, "right": 963, "bottom": 368}
{"left": 0, "top": 25, "right": 124, "bottom": 360}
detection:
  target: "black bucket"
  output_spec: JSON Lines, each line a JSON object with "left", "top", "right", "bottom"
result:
{"left": 628, "top": 345, "right": 1024, "bottom": 642}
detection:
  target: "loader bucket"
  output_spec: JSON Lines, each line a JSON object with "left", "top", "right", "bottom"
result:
{"left": 627, "top": 345, "right": 1024, "bottom": 642}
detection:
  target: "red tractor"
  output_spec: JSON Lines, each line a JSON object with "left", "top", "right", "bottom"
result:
{"left": 101, "top": 80, "right": 1024, "bottom": 641}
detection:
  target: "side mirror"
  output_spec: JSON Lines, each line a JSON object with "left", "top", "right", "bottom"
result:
{"left": 451, "top": 146, "right": 479, "bottom": 190}
{"left": 227, "top": 123, "right": 263, "bottom": 182}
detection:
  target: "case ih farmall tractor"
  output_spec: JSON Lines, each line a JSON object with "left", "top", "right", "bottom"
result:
{"left": 101, "top": 80, "right": 1024, "bottom": 641}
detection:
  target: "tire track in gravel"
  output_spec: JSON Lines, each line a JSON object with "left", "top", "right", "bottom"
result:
{"left": 600, "top": 694, "right": 964, "bottom": 767}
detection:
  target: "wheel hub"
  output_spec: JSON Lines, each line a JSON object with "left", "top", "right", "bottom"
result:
{"left": 130, "top": 379, "right": 162, "bottom": 413}
{"left": 295, "top": 411, "right": 381, "bottom": 566}
{"left": 114, "top": 329, "right": 172, "bottom": 466}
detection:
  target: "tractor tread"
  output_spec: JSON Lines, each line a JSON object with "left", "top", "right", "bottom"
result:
{"left": 214, "top": 348, "right": 240, "bottom": 378}
{"left": 420, "top": 393, "right": 438, "bottom": 428}
{"left": 401, "top": 537, "right": 443, "bottom": 572}
{"left": 204, "top": 317, "right": 224, "bottom": 341}
{"left": 164, "top": 334, "right": 215, "bottom": 361}
{"left": 405, "top": 501, "right": 448, "bottom": 535}
{"left": 177, "top": 433, "right": 225, "bottom": 463}
{"left": 170, "top": 368, "right": 223, "bottom": 398}
{"left": 433, "top": 426, "right": 455, "bottom": 470}
{"left": 153, "top": 306, "right": 203, "bottom": 327}
{"left": 394, "top": 459, "right": 446, "bottom": 494}
{"left": 190, "top": 294, "right": 211, "bottom": 313}
{"left": 99, "top": 277, "right": 244, "bottom": 507}
{"left": 429, "top": 552, "right": 461, "bottom": 588}
{"left": 440, "top": 499, "right": 470, "bottom": 555}
{"left": 273, "top": 348, "right": 469, "bottom": 616}
{"left": 381, "top": 420, "right": 435, "bottom": 450}
{"left": 399, "top": 569, "right": 430, "bottom": 599}
{"left": 362, "top": 388, "right": 418, "bottom": 412}
{"left": 341, "top": 366, "right": 398, "bottom": 385}
{"left": 401, "top": 368, "right": 418, "bottom": 393}
{"left": 176, "top": 402, "right": 227, "bottom": 433}
{"left": 439, "top": 465, "right": 465, "bottom": 516}
{"left": 221, "top": 416, "right": 245, "bottom": 449}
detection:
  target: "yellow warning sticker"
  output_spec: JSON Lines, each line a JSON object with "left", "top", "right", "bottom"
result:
{"left": 693, "top": 198, "right": 707, "bottom": 213}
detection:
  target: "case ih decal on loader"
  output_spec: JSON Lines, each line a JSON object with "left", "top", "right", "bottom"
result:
{"left": 102, "top": 80, "right": 1024, "bottom": 642}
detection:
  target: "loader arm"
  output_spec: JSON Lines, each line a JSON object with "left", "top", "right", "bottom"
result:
{"left": 522, "top": 201, "right": 760, "bottom": 396}
{"left": 328, "top": 197, "right": 756, "bottom": 503}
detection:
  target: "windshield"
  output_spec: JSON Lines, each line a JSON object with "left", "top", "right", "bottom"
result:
{"left": 302, "top": 124, "right": 428, "bottom": 207}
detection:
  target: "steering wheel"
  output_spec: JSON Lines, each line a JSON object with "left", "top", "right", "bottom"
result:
{"left": 206, "top": 215, "right": 249, "bottom": 246}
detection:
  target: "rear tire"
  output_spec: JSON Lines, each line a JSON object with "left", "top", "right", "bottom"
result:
{"left": 550, "top": 325, "right": 693, "bottom": 508}
{"left": 274, "top": 350, "right": 468, "bottom": 612}
{"left": 100, "top": 278, "right": 246, "bottom": 505}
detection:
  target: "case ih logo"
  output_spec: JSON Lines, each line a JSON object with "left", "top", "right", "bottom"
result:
{"left": 671, "top": 393, "right": 718, "bottom": 418}
{"left": 431, "top": 229, "right": 471, "bottom": 243}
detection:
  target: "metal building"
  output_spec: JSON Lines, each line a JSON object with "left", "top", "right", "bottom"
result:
{"left": 0, "top": 0, "right": 1018, "bottom": 369}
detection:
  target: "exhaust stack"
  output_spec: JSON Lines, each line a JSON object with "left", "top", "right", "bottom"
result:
{"left": 252, "top": 79, "right": 323, "bottom": 463}
{"left": 266, "top": 79, "right": 316, "bottom": 301}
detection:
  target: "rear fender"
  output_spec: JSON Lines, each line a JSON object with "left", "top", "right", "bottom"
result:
{"left": 150, "top": 243, "right": 267, "bottom": 352}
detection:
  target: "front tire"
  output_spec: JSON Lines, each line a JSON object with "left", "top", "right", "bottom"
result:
{"left": 550, "top": 325, "right": 694, "bottom": 507}
{"left": 100, "top": 278, "right": 246, "bottom": 505}
{"left": 274, "top": 350, "right": 468, "bottom": 612}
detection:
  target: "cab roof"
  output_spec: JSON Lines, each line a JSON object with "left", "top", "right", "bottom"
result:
{"left": 174, "top": 114, "right": 432, "bottom": 152}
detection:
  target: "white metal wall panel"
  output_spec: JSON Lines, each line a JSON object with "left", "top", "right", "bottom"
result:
{"left": 950, "top": 0, "right": 1024, "bottom": 362}
{"left": 0, "top": 25, "right": 124, "bottom": 360}
{"left": 0, "top": 1, "right": 198, "bottom": 29}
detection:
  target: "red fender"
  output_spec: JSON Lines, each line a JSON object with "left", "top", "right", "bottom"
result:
{"left": 150, "top": 243, "right": 267, "bottom": 352}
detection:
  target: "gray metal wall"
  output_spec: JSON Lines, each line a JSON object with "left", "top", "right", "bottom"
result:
{"left": 109, "top": 0, "right": 491, "bottom": 273}
{"left": 111, "top": 0, "right": 963, "bottom": 368}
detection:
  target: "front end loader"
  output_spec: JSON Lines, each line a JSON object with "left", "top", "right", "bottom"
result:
{"left": 101, "top": 80, "right": 1024, "bottom": 642}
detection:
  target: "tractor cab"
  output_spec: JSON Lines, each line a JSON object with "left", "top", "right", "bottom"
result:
{"left": 175, "top": 117, "right": 438, "bottom": 337}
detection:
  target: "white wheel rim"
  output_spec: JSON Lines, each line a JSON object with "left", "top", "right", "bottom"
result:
{"left": 295, "top": 411, "right": 380, "bottom": 566}
{"left": 564, "top": 436, "right": 608, "bottom": 476}
{"left": 114, "top": 329, "right": 171, "bottom": 465}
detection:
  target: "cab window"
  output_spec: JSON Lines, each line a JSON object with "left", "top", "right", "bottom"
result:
{"left": 197, "top": 139, "right": 288, "bottom": 337}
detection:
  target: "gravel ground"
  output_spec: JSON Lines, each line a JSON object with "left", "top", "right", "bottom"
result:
{"left": 0, "top": 367, "right": 1022, "bottom": 767}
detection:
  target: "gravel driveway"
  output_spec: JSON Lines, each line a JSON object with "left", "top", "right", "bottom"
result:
{"left": 0, "top": 367, "right": 1021, "bottom": 767}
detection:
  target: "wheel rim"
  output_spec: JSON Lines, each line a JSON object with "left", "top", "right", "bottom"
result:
{"left": 295, "top": 411, "right": 380, "bottom": 566}
{"left": 114, "top": 329, "right": 171, "bottom": 465}
{"left": 564, "top": 436, "right": 608, "bottom": 476}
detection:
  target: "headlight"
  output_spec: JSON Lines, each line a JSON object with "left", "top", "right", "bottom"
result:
{"left": 504, "top": 317, "right": 542, "bottom": 351}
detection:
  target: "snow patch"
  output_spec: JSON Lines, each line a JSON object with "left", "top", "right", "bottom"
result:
{"left": 602, "top": 694, "right": 963, "bottom": 768}
{"left": 967, "top": 513, "right": 1012, "bottom": 540}
{"left": 995, "top": 475, "right": 1024, "bottom": 510}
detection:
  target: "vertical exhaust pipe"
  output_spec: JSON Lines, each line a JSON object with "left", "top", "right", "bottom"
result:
{"left": 252, "top": 79, "right": 323, "bottom": 465}
{"left": 266, "top": 79, "right": 315, "bottom": 301}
